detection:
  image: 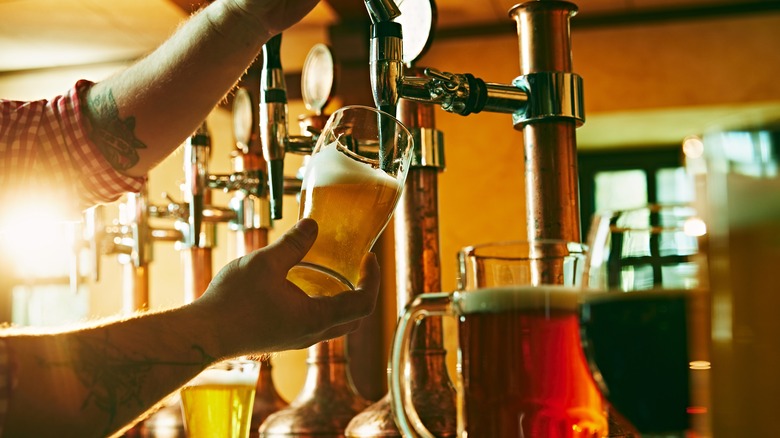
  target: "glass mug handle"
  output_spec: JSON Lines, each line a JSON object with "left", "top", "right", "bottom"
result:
{"left": 389, "top": 292, "right": 454, "bottom": 438}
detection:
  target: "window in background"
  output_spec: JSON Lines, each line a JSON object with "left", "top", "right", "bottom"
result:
{"left": 578, "top": 147, "right": 690, "bottom": 238}
{"left": 578, "top": 146, "right": 695, "bottom": 290}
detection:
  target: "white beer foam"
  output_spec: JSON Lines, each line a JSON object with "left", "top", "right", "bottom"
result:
{"left": 456, "top": 285, "right": 581, "bottom": 314}
{"left": 187, "top": 366, "right": 258, "bottom": 387}
{"left": 303, "top": 141, "right": 399, "bottom": 189}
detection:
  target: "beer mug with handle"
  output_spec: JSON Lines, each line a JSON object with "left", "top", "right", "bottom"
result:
{"left": 389, "top": 240, "right": 608, "bottom": 438}
{"left": 288, "top": 105, "right": 413, "bottom": 297}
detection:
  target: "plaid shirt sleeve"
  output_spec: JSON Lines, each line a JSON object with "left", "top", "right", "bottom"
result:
{"left": 0, "top": 338, "right": 12, "bottom": 437}
{"left": 0, "top": 80, "right": 144, "bottom": 211}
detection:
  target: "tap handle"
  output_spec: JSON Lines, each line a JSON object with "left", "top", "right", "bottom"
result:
{"left": 364, "top": 0, "right": 401, "bottom": 23}
{"left": 260, "top": 33, "right": 289, "bottom": 220}
{"left": 370, "top": 21, "right": 404, "bottom": 112}
{"left": 185, "top": 122, "right": 211, "bottom": 247}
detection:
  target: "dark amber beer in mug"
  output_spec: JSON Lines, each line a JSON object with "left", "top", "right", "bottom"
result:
{"left": 458, "top": 286, "right": 606, "bottom": 436}
{"left": 390, "top": 241, "right": 607, "bottom": 438}
{"left": 287, "top": 105, "right": 412, "bottom": 297}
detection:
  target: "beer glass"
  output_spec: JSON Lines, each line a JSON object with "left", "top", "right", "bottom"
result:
{"left": 579, "top": 205, "right": 710, "bottom": 437}
{"left": 687, "top": 119, "right": 780, "bottom": 436}
{"left": 390, "top": 241, "right": 608, "bottom": 438}
{"left": 180, "top": 359, "right": 260, "bottom": 438}
{"left": 289, "top": 105, "right": 413, "bottom": 297}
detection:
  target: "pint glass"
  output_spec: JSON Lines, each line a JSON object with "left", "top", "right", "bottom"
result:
{"left": 688, "top": 119, "right": 780, "bottom": 436}
{"left": 390, "top": 241, "right": 607, "bottom": 438}
{"left": 180, "top": 359, "right": 260, "bottom": 438}
{"left": 289, "top": 105, "right": 413, "bottom": 297}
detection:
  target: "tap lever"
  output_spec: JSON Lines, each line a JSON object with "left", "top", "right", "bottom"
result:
{"left": 370, "top": 21, "right": 404, "bottom": 111}
{"left": 364, "top": 0, "right": 401, "bottom": 23}
{"left": 185, "top": 122, "right": 211, "bottom": 247}
{"left": 260, "top": 33, "right": 289, "bottom": 220}
{"left": 422, "top": 68, "right": 489, "bottom": 116}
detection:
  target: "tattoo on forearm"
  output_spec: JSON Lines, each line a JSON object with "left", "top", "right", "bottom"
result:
{"left": 85, "top": 89, "right": 147, "bottom": 171}
{"left": 38, "top": 331, "right": 215, "bottom": 434}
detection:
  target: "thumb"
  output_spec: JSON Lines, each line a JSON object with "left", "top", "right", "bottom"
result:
{"left": 266, "top": 218, "right": 319, "bottom": 269}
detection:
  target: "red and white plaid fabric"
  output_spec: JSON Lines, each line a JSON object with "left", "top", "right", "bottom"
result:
{"left": 0, "top": 80, "right": 144, "bottom": 214}
{"left": 0, "top": 338, "right": 11, "bottom": 437}
{"left": 0, "top": 81, "right": 145, "bottom": 432}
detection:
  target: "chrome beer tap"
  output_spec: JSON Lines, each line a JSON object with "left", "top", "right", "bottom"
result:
{"left": 347, "top": 1, "right": 456, "bottom": 436}
{"left": 259, "top": 34, "right": 317, "bottom": 220}
{"left": 84, "top": 183, "right": 183, "bottom": 315}
{"left": 259, "top": 34, "right": 288, "bottom": 220}
{"left": 184, "top": 122, "right": 210, "bottom": 248}
{"left": 363, "top": 1, "right": 587, "bottom": 437}
{"left": 369, "top": 0, "right": 584, "bottom": 242}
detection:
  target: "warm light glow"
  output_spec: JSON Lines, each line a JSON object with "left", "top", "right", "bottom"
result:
{"left": 687, "top": 406, "right": 709, "bottom": 415}
{"left": 0, "top": 202, "right": 80, "bottom": 278}
{"left": 689, "top": 360, "right": 711, "bottom": 370}
{"left": 682, "top": 136, "right": 705, "bottom": 159}
{"left": 684, "top": 217, "right": 707, "bottom": 237}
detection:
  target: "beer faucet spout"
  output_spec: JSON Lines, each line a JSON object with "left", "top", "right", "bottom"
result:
{"left": 363, "top": 0, "right": 401, "bottom": 23}
{"left": 260, "top": 34, "right": 288, "bottom": 220}
{"left": 185, "top": 122, "right": 210, "bottom": 247}
{"left": 370, "top": 21, "right": 404, "bottom": 114}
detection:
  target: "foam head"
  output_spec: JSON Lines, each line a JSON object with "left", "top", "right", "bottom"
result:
{"left": 302, "top": 141, "right": 400, "bottom": 189}
{"left": 186, "top": 362, "right": 259, "bottom": 387}
{"left": 456, "top": 285, "right": 581, "bottom": 315}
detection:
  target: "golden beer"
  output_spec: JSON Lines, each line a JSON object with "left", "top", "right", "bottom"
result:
{"left": 290, "top": 140, "right": 402, "bottom": 297}
{"left": 180, "top": 360, "right": 259, "bottom": 438}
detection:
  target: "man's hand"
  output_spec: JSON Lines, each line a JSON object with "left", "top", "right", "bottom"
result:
{"left": 227, "top": 0, "right": 321, "bottom": 36}
{"left": 195, "top": 218, "right": 380, "bottom": 357}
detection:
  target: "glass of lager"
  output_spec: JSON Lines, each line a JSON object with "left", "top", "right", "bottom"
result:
{"left": 579, "top": 204, "right": 710, "bottom": 437}
{"left": 687, "top": 117, "right": 780, "bottom": 437}
{"left": 289, "top": 105, "right": 413, "bottom": 297}
{"left": 390, "top": 241, "right": 608, "bottom": 438}
{"left": 180, "top": 359, "right": 260, "bottom": 438}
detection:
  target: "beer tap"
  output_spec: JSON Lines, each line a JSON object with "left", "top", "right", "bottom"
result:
{"left": 259, "top": 35, "right": 317, "bottom": 220}
{"left": 184, "top": 122, "right": 210, "bottom": 248}
{"left": 369, "top": 0, "right": 584, "bottom": 244}
{"left": 260, "top": 34, "right": 288, "bottom": 220}
{"left": 347, "top": 0, "right": 456, "bottom": 436}
{"left": 358, "top": 1, "right": 587, "bottom": 437}
{"left": 84, "top": 183, "right": 183, "bottom": 315}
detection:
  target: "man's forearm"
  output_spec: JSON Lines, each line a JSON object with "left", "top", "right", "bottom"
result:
{"left": 84, "top": 0, "right": 271, "bottom": 178}
{"left": 2, "top": 303, "right": 224, "bottom": 438}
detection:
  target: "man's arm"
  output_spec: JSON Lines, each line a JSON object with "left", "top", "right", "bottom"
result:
{"left": 1, "top": 219, "right": 379, "bottom": 437}
{"left": 3, "top": 305, "right": 218, "bottom": 438}
{"left": 83, "top": 0, "right": 319, "bottom": 177}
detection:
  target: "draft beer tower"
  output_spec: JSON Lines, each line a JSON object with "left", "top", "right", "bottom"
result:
{"left": 361, "top": 0, "right": 585, "bottom": 435}
{"left": 250, "top": 0, "right": 584, "bottom": 434}
{"left": 366, "top": 0, "right": 583, "bottom": 243}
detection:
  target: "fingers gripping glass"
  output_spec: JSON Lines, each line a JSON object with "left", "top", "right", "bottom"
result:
{"left": 288, "top": 105, "right": 413, "bottom": 297}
